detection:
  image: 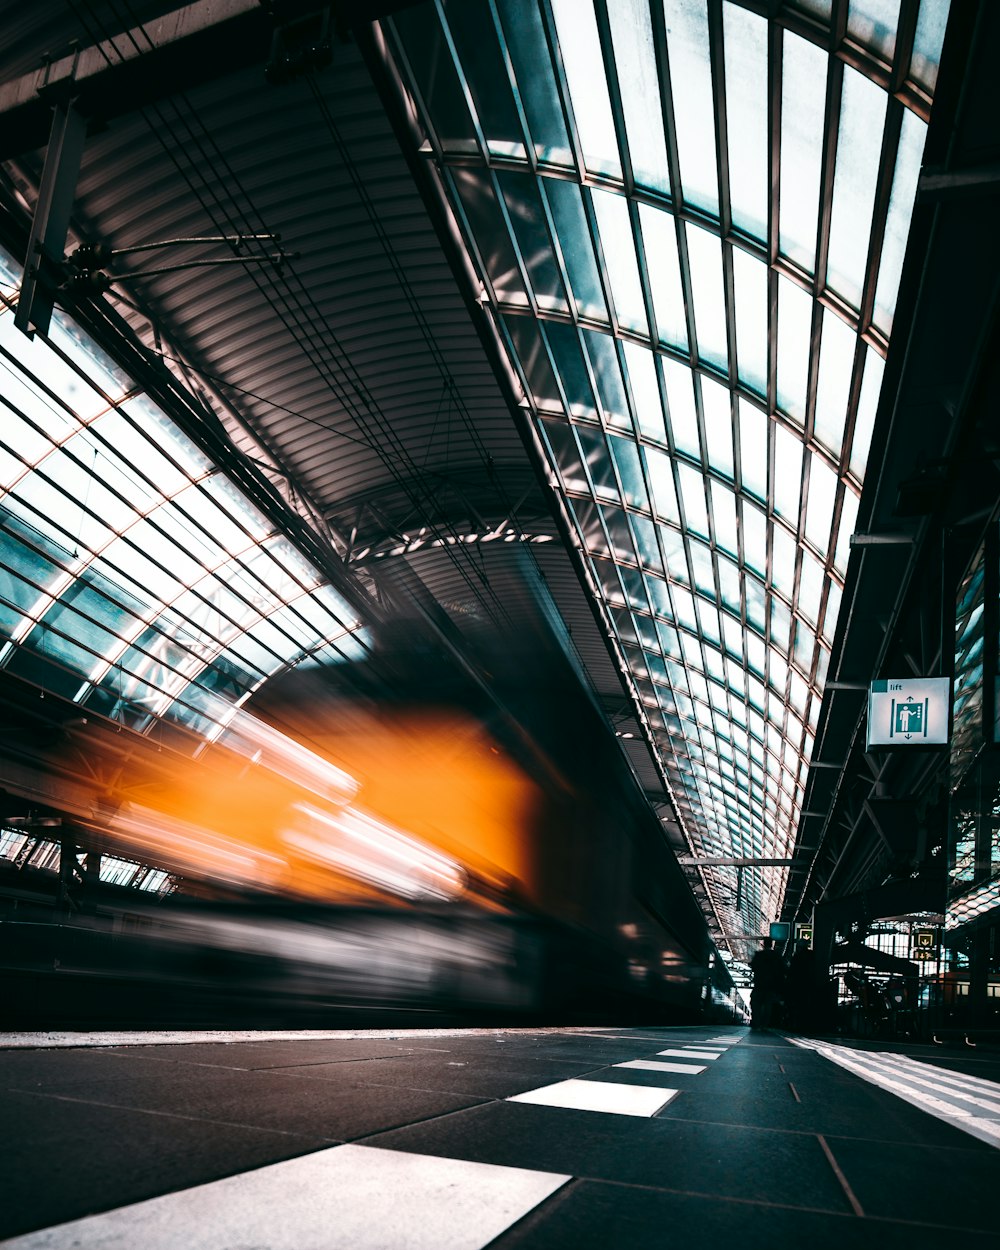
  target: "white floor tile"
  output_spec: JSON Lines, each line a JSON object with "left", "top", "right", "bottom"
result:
{"left": 0, "top": 1144, "right": 570, "bottom": 1250}
{"left": 657, "top": 1049, "right": 721, "bottom": 1060}
{"left": 508, "top": 1078, "right": 677, "bottom": 1117}
{"left": 615, "top": 1059, "right": 706, "bottom": 1074}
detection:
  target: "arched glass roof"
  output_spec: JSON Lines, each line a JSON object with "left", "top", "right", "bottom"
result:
{"left": 0, "top": 248, "right": 370, "bottom": 750}
{"left": 386, "top": 0, "right": 949, "bottom": 948}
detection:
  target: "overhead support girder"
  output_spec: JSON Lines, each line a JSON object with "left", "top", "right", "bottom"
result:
{"left": 13, "top": 100, "right": 86, "bottom": 338}
{"left": 0, "top": 0, "right": 272, "bottom": 161}
{"left": 325, "top": 466, "right": 555, "bottom": 566}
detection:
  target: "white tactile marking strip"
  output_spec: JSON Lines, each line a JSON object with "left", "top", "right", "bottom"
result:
{"left": 615, "top": 1059, "right": 706, "bottom": 1074}
{"left": 790, "top": 1038, "right": 1000, "bottom": 1149}
{"left": 508, "top": 1077, "right": 677, "bottom": 1117}
{"left": 656, "top": 1049, "right": 721, "bottom": 1060}
{"left": 0, "top": 1144, "right": 571, "bottom": 1250}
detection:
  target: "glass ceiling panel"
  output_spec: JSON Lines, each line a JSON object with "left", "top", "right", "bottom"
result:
{"left": 662, "top": 357, "right": 700, "bottom": 460}
{"left": 910, "top": 0, "right": 950, "bottom": 93}
{"left": 826, "top": 67, "right": 887, "bottom": 309}
{"left": 813, "top": 307, "right": 857, "bottom": 459}
{"left": 549, "top": 0, "right": 621, "bottom": 178}
{"left": 495, "top": 0, "right": 572, "bottom": 165}
{"left": 732, "top": 247, "right": 768, "bottom": 398}
{"left": 722, "top": 3, "right": 769, "bottom": 243}
{"left": 662, "top": 0, "right": 719, "bottom": 216}
{"left": 779, "top": 32, "right": 828, "bottom": 275}
{"left": 592, "top": 189, "right": 647, "bottom": 334}
{"left": 608, "top": 0, "right": 671, "bottom": 195}
{"left": 686, "top": 223, "right": 728, "bottom": 373}
{"left": 0, "top": 254, "right": 369, "bottom": 747}
{"left": 391, "top": 0, "right": 949, "bottom": 951}
{"left": 874, "top": 108, "right": 928, "bottom": 334}
{"left": 638, "top": 204, "right": 687, "bottom": 351}
{"left": 847, "top": 0, "right": 902, "bottom": 62}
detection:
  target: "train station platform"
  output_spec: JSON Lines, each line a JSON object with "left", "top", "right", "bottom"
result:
{"left": 1, "top": 1024, "right": 998, "bottom": 1248}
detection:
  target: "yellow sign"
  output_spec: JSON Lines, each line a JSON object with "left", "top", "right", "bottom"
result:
{"left": 795, "top": 924, "right": 813, "bottom": 946}
{"left": 914, "top": 928, "right": 937, "bottom": 950}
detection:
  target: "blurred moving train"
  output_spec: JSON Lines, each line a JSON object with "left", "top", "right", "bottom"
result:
{"left": 1, "top": 623, "right": 740, "bottom": 1027}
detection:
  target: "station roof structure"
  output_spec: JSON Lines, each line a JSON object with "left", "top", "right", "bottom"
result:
{"left": 0, "top": 0, "right": 996, "bottom": 960}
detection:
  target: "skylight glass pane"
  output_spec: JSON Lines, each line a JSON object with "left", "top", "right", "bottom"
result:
{"left": 543, "top": 179, "right": 607, "bottom": 321}
{"left": 447, "top": 4, "right": 526, "bottom": 159}
{"left": 823, "top": 578, "right": 843, "bottom": 644}
{"left": 850, "top": 346, "right": 884, "bottom": 479}
{"left": 631, "top": 512, "right": 662, "bottom": 571}
{"left": 910, "top": 0, "right": 950, "bottom": 93}
{"left": 720, "top": 557, "right": 740, "bottom": 615}
{"left": 745, "top": 574, "right": 766, "bottom": 634}
{"left": 686, "top": 224, "right": 729, "bottom": 372}
{"left": 813, "top": 309, "right": 856, "bottom": 459}
{"left": 498, "top": 171, "right": 568, "bottom": 314}
{"left": 678, "top": 463, "right": 710, "bottom": 538}
{"left": 550, "top": 0, "right": 621, "bottom": 177}
{"left": 732, "top": 247, "right": 768, "bottom": 397}
{"left": 742, "top": 500, "right": 767, "bottom": 577}
{"left": 638, "top": 204, "right": 688, "bottom": 350}
{"left": 710, "top": 480, "right": 738, "bottom": 557}
{"left": 701, "top": 376, "right": 734, "bottom": 478}
{"left": 612, "top": 436, "right": 650, "bottom": 510}
{"left": 659, "top": 525, "right": 687, "bottom": 580}
{"left": 545, "top": 322, "right": 596, "bottom": 417}
{"left": 779, "top": 33, "right": 828, "bottom": 273}
{"left": 770, "top": 597, "right": 792, "bottom": 653}
{"left": 495, "top": 0, "right": 573, "bottom": 165}
{"left": 772, "top": 424, "right": 802, "bottom": 525}
{"left": 623, "top": 340, "right": 665, "bottom": 443}
{"left": 798, "top": 552, "right": 824, "bottom": 625}
{"left": 771, "top": 523, "right": 797, "bottom": 597}
{"left": 662, "top": 0, "right": 719, "bottom": 216}
{"left": 592, "top": 189, "right": 648, "bottom": 334}
{"left": 689, "top": 539, "right": 715, "bottom": 596}
{"left": 645, "top": 446, "right": 680, "bottom": 522}
{"left": 737, "top": 400, "right": 767, "bottom": 501}
{"left": 804, "top": 455, "right": 838, "bottom": 557}
{"left": 663, "top": 357, "right": 700, "bottom": 460}
{"left": 873, "top": 108, "right": 927, "bottom": 334}
{"left": 847, "top": 0, "right": 901, "bottom": 61}
{"left": 826, "top": 67, "right": 887, "bottom": 309}
{"left": 776, "top": 276, "right": 813, "bottom": 424}
{"left": 453, "top": 169, "right": 529, "bottom": 307}
{"left": 582, "top": 329, "right": 629, "bottom": 429}
{"left": 608, "top": 0, "right": 671, "bottom": 194}
{"left": 723, "top": 3, "right": 769, "bottom": 242}
{"left": 834, "top": 486, "right": 860, "bottom": 574}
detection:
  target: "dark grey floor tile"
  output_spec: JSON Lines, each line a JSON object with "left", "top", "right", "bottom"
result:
{"left": 492, "top": 1179, "right": 1000, "bottom": 1250}
{"left": 0, "top": 1090, "right": 329, "bottom": 1240}
{"left": 0, "top": 1047, "right": 142, "bottom": 1086}
{"left": 364, "top": 1099, "right": 852, "bottom": 1212}
{"left": 3, "top": 1064, "right": 486, "bottom": 1138}
{"left": 825, "top": 1135, "right": 1000, "bottom": 1232}
{"left": 651, "top": 1084, "right": 989, "bottom": 1148}
{"left": 102, "top": 1039, "right": 436, "bottom": 1069}
{"left": 280, "top": 1054, "right": 602, "bottom": 1098}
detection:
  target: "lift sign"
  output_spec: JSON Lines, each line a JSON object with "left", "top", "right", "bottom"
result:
{"left": 867, "top": 678, "right": 950, "bottom": 747}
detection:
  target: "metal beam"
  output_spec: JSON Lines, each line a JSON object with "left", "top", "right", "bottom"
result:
{"left": 676, "top": 857, "right": 795, "bottom": 867}
{"left": 918, "top": 164, "right": 1000, "bottom": 202}
{"left": 0, "top": 0, "right": 270, "bottom": 159}
{"left": 14, "top": 101, "right": 86, "bottom": 338}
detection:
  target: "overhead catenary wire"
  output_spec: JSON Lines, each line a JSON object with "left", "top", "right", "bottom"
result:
{"left": 67, "top": 0, "right": 521, "bottom": 634}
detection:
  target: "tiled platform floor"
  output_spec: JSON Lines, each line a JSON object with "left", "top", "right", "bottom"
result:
{"left": 1, "top": 1025, "right": 997, "bottom": 1248}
